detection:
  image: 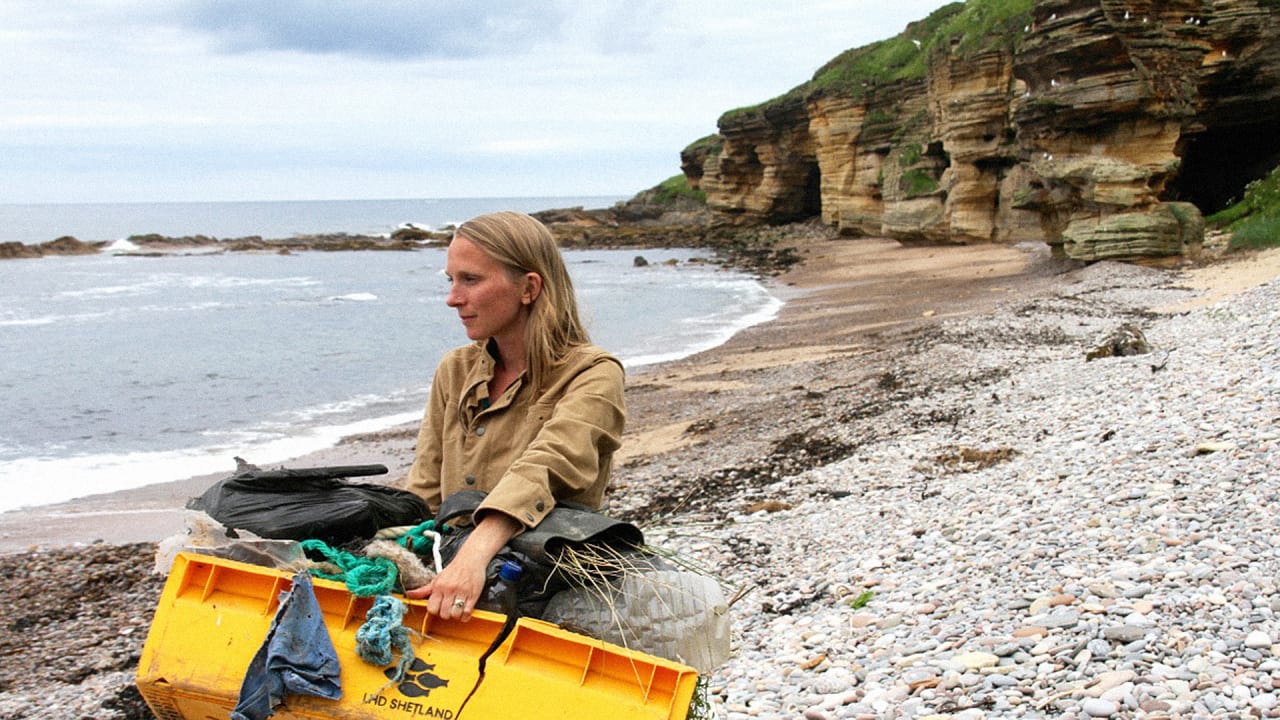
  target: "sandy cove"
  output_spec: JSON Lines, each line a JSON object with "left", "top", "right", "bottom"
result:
{"left": 1, "top": 233, "right": 1277, "bottom": 553}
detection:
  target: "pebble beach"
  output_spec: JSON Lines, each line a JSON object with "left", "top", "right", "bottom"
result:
{"left": 627, "top": 247, "right": 1280, "bottom": 719}
{"left": 2, "top": 232, "right": 1278, "bottom": 719}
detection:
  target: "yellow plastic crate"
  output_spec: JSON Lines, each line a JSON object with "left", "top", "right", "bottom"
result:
{"left": 137, "top": 552, "right": 698, "bottom": 720}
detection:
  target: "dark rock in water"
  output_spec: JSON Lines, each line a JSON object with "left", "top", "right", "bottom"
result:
{"left": 391, "top": 225, "right": 450, "bottom": 244}
{"left": 128, "top": 233, "right": 219, "bottom": 247}
{"left": 0, "top": 236, "right": 103, "bottom": 260}
{"left": 634, "top": 255, "right": 650, "bottom": 267}
{"left": 0, "top": 241, "right": 42, "bottom": 259}
{"left": 1087, "top": 323, "right": 1152, "bottom": 360}
{"left": 40, "top": 236, "right": 101, "bottom": 255}
{"left": 530, "top": 199, "right": 815, "bottom": 276}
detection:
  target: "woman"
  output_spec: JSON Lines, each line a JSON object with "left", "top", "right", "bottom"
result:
{"left": 402, "top": 211, "right": 625, "bottom": 621}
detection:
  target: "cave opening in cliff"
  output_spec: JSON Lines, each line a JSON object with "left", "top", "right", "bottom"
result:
{"left": 1169, "top": 124, "right": 1280, "bottom": 214}
{"left": 803, "top": 163, "right": 822, "bottom": 218}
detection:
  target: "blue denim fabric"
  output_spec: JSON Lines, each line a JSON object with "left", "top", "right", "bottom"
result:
{"left": 231, "top": 572, "right": 343, "bottom": 720}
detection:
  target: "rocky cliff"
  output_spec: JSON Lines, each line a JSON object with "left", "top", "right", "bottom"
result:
{"left": 682, "top": 0, "right": 1280, "bottom": 262}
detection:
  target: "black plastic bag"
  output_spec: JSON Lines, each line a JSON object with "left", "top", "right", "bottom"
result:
{"left": 188, "top": 463, "right": 431, "bottom": 545}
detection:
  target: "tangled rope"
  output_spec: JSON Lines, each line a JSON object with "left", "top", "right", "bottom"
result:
{"left": 393, "top": 519, "right": 446, "bottom": 573}
{"left": 356, "top": 594, "right": 416, "bottom": 685}
{"left": 299, "top": 539, "right": 398, "bottom": 596}
{"left": 300, "top": 538, "right": 413, "bottom": 681}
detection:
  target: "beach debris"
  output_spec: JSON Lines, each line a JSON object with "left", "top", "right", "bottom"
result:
{"left": 932, "top": 445, "right": 1017, "bottom": 472}
{"left": 1086, "top": 323, "right": 1152, "bottom": 360}
{"left": 1149, "top": 349, "right": 1170, "bottom": 372}
{"left": 683, "top": 418, "right": 717, "bottom": 436}
{"left": 234, "top": 455, "right": 261, "bottom": 473}
{"left": 542, "top": 555, "right": 733, "bottom": 674}
{"left": 622, "top": 432, "right": 856, "bottom": 522}
{"left": 363, "top": 539, "right": 436, "bottom": 590}
{"left": 745, "top": 499, "right": 792, "bottom": 514}
{"left": 848, "top": 590, "right": 875, "bottom": 609}
{"left": 799, "top": 653, "right": 827, "bottom": 670}
{"left": 154, "top": 509, "right": 313, "bottom": 576}
{"left": 1193, "top": 440, "right": 1238, "bottom": 455}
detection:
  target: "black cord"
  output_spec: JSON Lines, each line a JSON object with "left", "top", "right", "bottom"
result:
{"left": 454, "top": 585, "right": 519, "bottom": 718}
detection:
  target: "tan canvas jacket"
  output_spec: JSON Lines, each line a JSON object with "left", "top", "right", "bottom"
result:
{"left": 403, "top": 341, "right": 625, "bottom": 530}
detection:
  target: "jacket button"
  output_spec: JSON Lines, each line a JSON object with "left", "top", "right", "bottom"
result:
{"left": 475, "top": 426, "right": 486, "bottom": 436}
{"left": 464, "top": 475, "right": 475, "bottom": 485}
{"left": 535, "top": 501, "right": 545, "bottom": 511}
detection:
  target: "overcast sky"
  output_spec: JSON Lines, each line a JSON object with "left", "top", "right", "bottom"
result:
{"left": 1, "top": 0, "right": 951, "bottom": 204}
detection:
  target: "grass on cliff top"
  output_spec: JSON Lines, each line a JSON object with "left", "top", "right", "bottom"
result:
{"left": 682, "top": 133, "right": 723, "bottom": 159}
{"left": 652, "top": 174, "right": 706, "bottom": 204}
{"left": 1208, "top": 164, "right": 1280, "bottom": 250}
{"left": 722, "top": 0, "right": 1034, "bottom": 123}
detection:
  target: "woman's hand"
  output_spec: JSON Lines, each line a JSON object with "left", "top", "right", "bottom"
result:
{"left": 406, "top": 549, "right": 487, "bottom": 620}
{"left": 405, "top": 512, "right": 520, "bottom": 621}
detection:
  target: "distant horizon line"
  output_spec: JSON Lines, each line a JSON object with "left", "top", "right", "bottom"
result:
{"left": 0, "top": 192, "right": 635, "bottom": 208}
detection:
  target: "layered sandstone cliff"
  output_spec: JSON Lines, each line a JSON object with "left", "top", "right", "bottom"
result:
{"left": 682, "top": 0, "right": 1280, "bottom": 261}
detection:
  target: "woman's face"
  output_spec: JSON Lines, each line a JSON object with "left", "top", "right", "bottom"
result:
{"left": 445, "top": 235, "right": 536, "bottom": 346}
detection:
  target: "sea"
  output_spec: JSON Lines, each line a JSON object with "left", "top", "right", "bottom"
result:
{"left": 0, "top": 197, "right": 782, "bottom": 513}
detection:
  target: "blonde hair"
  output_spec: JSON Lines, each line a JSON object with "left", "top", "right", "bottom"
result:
{"left": 454, "top": 211, "right": 589, "bottom": 388}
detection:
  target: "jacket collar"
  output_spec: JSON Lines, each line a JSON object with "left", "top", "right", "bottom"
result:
{"left": 457, "top": 340, "right": 526, "bottom": 424}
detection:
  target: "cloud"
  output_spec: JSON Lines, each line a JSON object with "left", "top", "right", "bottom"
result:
{"left": 563, "top": 2, "right": 664, "bottom": 55}
{"left": 172, "top": 0, "right": 575, "bottom": 59}
{"left": 0, "top": 0, "right": 957, "bottom": 203}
